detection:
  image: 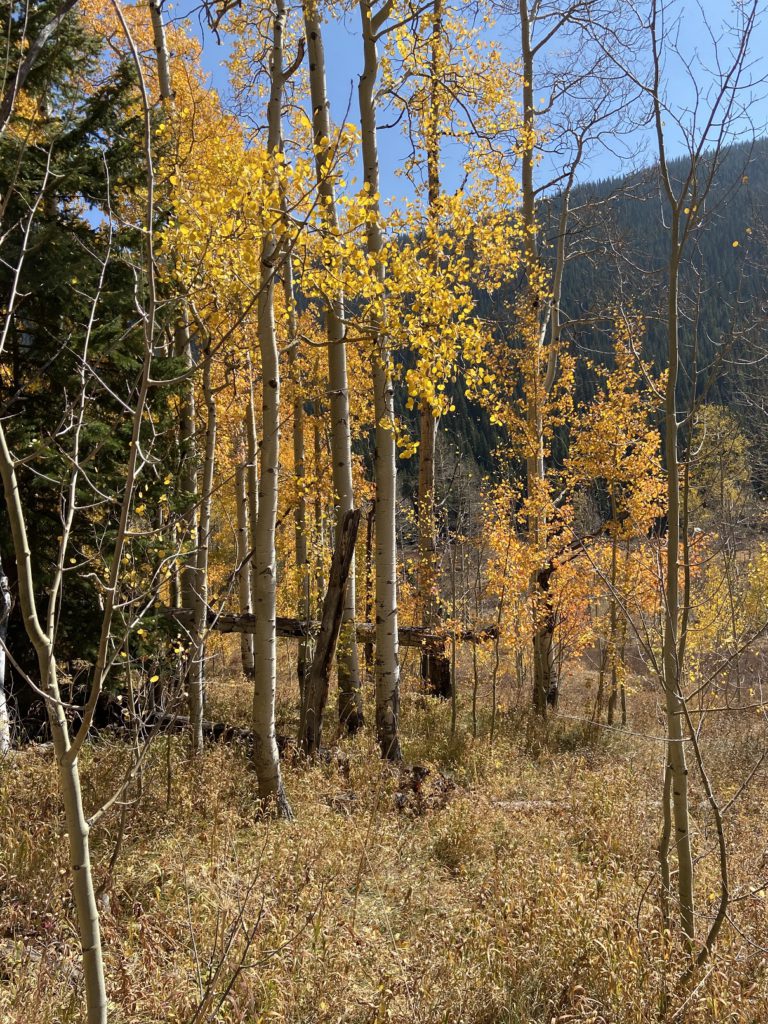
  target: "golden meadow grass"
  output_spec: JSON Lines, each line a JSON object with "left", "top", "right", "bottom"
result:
{"left": 1, "top": 651, "right": 766, "bottom": 1023}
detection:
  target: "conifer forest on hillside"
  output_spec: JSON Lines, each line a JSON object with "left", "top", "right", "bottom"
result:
{"left": 2, "top": 2, "right": 768, "bottom": 1022}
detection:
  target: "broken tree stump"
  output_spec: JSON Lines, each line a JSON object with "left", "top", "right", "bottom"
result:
{"left": 299, "top": 507, "right": 361, "bottom": 755}
{"left": 421, "top": 649, "right": 453, "bottom": 699}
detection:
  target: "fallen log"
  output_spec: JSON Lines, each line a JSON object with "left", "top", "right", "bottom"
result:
{"left": 165, "top": 608, "right": 499, "bottom": 649}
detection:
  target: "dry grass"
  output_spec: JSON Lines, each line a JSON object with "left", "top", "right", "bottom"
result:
{"left": 1, "top": 651, "right": 767, "bottom": 1023}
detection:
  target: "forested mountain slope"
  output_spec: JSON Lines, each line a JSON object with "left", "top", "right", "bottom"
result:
{"left": 434, "top": 139, "right": 768, "bottom": 481}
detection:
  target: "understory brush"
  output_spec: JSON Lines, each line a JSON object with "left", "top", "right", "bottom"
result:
{"left": 1, "top": 662, "right": 766, "bottom": 1023}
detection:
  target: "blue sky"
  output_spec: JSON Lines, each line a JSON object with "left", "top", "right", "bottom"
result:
{"left": 174, "top": 0, "right": 768, "bottom": 203}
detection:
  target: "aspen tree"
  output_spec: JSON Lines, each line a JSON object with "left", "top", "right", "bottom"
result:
{"left": 227, "top": 24, "right": 312, "bottom": 696}
{"left": 653, "top": 40, "right": 694, "bottom": 950}
{"left": 567, "top": 321, "right": 666, "bottom": 725}
{"left": 0, "top": 438, "right": 108, "bottom": 1022}
{"left": 517, "top": 0, "right": 552, "bottom": 714}
{"left": 189, "top": 343, "right": 216, "bottom": 755}
{"left": 381, "top": 0, "right": 522, "bottom": 698}
{"left": 499, "top": 0, "right": 635, "bottom": 714}
{"left": 358, "top": 0, "right": 402, "bottom": 760}
{"left": 147, "top": 0, "right": 305, "bottom": 792}
{"left": 582, "top": 0, "right": 760, "bottom": 947}
{"left": 246, "top": 358, "right": 260, "bottom": 621}
{"left": 251, "top": 0, "right": 295, "bottom": 816}
{"left": 149, "top": 0, "right": 172, "bottom": 100}
{"left": 518, "top": 0, "right": 586, "bottom": 714}
{"left": 302, "top": 0, "right": 364, "bottom": 732}
{"left": 0, "top": 7, "right": 161, "bottom": 1012}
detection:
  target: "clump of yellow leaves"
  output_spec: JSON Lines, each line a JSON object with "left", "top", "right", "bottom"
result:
{"left": 568, "top": 311, "right": 666, "bottom": 539}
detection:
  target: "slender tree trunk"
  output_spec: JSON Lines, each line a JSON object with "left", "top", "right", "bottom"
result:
{"left": 0, "top": 555, "right": 11, "bottom": 753}
{"left": 246, "top": 362, "right": 260, "bottom": 613}
{"left": 520, "top": 0, "right": 549, "bottom": 715}
{"left": 619, "top": 538, "right": 630, "bottom": 725}
{"left": 532, "top": 565, "right": 557, "bottom": 712}
{"left": 358, "top": 0, "right": 401, "bottom": 760}
{"left": 471, "top": 542, "right": 483, "bottom": 738}
{"left": 235, "top": 462, "right": 255, "bottom": 678}
{"left": 302, "top": 1, "right": 362, "bottom": 733}
{"left": 620, "top": 679, "right": 627, "bottom": 726}
{"left": 594, "top": 639, "right": 607, "bottom": 724}
{"left": 518, "top": 0, "right": 573, "bottom": 716}
{"left": 0, "top": 9, "right": 163, "bottom": 1014}
{"left": 149, "top": 0, "right": 173, "bottom": 100}
{"left": 490, "top": 632, "right": 501, "bottom": 746}
{"left": 174, "top": 317, "right": 199, "bottom": 615}
{"left": 658, "top": 738, "right": 673, "bottom": 934}
{"left": 662, "top": 227, "right": 695, "bottom": 941}
{"left": 251, "top": 0, "right": 292, "bottom": 817}
{"left": 0, "top": 429, "right": 106, "bottom": 1023}
{"left": 312, "top": 410, "right": 326, "bottom": 612}
{"left": 189, "top": 346, "right": 216, "bottom": 756}
{"left": 606, "top": 493, "right": 619, "bottom": 725}
{"left": 521, "top": 0, "right": 549, "bottom": 716}
{"left": 471, "top": 640, "right": 479, "bottom": 738}
{"left": 449, "top": 538, "right": 458, "bottom": 736}
{"left": 363, "top": 500, "right": 375, "bottom": 676}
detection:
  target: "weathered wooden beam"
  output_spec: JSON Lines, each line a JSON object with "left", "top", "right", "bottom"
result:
{"left": 165, "top": 607, "right": 498, "bottom": 648}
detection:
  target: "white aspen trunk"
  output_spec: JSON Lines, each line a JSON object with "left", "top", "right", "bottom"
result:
{"left": 358, "top": 0, "right": 401, "bottom": 761}
{"left": 312, "top": 409, "right": 326, "bottom": 612}
{"left": 0, "top": 556, "right": 11, "bottom": 753}
{"left": 302, "top": 0, "right": 363, "bottom": 733}
{"left": 520, "top": 0, "right": 544, "bottom": 713}
{"left": 149, "top": 0, "right": 173, "bottom": 101}
{"left": 235, "top": 462, "right": 255, "bottom": 678}
{"left": 173, "top": 317, "right": 199, "bottom": 616}
{"left": 644, "top": 0, "right": 758, "bottom": 950}
{"left": 519, "top": 0, "right": 560, "bottom": 715}
{"left": 0, "top": 10, "right": 170, "bottom": 1016}
{"left": 246, "top": 363, "right": 260, "bottom": 614}
{"left": 189, "top": 346, "right": 216, "bottom": 755}
{"left": 251, "top": 0, "right": 292, "bottom": 817}
{"left": 606, "top": 488, "right": 619, "bottom": 725}
{"left": 662, "top": 223, "right": 695, "bottom": 941}
{"left": 363, "top": 501, "right": 375, "bottom": 675}
{"left": 0, "top": 428, "right": 107, "bottom": 1023}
